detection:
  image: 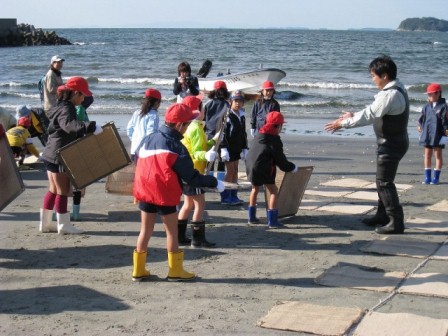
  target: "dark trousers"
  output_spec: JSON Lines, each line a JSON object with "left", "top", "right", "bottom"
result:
{"left": 375, "top": 145, "right": 407, "bottom": 212}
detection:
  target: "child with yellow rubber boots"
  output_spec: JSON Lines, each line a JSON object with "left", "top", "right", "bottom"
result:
{"left": 132, "top": 103, "right": 224, "bottom": 282}
{"left": 6, "top": 116, "right": 40, "bottom": 170}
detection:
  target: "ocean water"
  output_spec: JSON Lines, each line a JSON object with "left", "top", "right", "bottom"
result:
{"left": 1, "top": 28, "right": 447, "bottom": 137}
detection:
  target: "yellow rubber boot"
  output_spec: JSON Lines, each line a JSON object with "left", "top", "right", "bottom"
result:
{"left": 132, "top": 250, "right": 150, "bottom": 282}
{"left": 167, "top": 250, "right": 195, "bottom": 281}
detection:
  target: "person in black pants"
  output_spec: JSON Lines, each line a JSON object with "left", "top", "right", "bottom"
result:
{"left": 325, "top": 55, "right": 409, "bottom": 234}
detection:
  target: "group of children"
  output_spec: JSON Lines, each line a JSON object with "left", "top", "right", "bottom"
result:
{"left": 5, "top": 57, "right": 446, "bottom": 283}
{"left": 125, "top": 61, "right": 299, "bottom": 281}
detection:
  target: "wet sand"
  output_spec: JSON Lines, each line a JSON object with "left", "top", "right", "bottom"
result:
{"left": 1, "top": 132, "right": 447, "bottom": 335}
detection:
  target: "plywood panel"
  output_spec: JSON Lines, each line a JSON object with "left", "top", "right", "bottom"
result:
{"left": 0, "top": 126, "right": 25, "bottom": 212}
{"left": 56, "top": 122, "right": 131, "bottom": 190}
{"left": 264, "top": 166, "right": 313, "bottom": 218}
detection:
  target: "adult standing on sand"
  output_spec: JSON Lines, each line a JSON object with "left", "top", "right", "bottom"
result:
{"left": 324, "top": 55, "right": 409, "bottom": 235}
{"left": 43, "top": 55, "right": 64, "bottom": 116}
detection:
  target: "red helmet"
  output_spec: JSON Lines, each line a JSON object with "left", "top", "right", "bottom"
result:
{"left": 261, "top": 81, "right": 275, "bottom": 90}
{"left": 426, "top": 83, "right": 442, "bottom": 94}
{"left": 145, "top": 88, "right": 162, "bottom": 100}
{"left": 65, "top": 76, "right": 92, "bottom": 96}
{"left": 18, "top": 116, "right": 31, "bottom": 128}
{"left": 213, "top": 80, "right": 227, "bottom": 90}
{"left": 182, "top": 96, "right": 202, "bottom": 111}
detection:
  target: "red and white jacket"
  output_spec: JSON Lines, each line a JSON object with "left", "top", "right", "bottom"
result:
{"left": 134, "top": 125, "right": 217, "bottom": 206}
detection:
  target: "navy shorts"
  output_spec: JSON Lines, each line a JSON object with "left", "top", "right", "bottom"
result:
{"left": 42, "top": 159, "right": 65, "bottom": 173}
{"left": 182, "top": 185, "right": 205, "bottom": 196}
{"left": 138, "top": 201, "right": 177, "bottom": 215}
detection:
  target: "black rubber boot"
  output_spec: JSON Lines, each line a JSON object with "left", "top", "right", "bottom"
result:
{"left": 375, "top": 206, "right": 404, "bottom": 234}
{"left": 375, "top": 182, "right": 405, "bottom": 234}
{"left": 362, "top": 200, "right": 388, "bottom": 226}
{"left": 191, "top": 221, "right": 216, "bottom": 248}
{"left": 178, "top": 219, "right": 191, "bottom": 245}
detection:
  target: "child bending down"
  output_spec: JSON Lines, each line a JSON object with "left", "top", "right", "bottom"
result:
{"left": 6, "top": 116, "right": 40, "bottom": 170}
{"left": 245, "top": 111, "right": 297, "bottom": 228}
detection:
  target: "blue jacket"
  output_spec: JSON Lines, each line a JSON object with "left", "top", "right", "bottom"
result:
{"left": 204, "top": 98, "right": 230, "bottom": 140}
{"left": 250, "top": 98, "right": 280, "bottom": 131}
{"left": 127, "top": 108, "right": 159, "bottom": 155}
{"left": 418, "top": 98, "right": 447, "bottom": 147}
{"left": 134, "top": 125, "right": 217, "bottom": 206}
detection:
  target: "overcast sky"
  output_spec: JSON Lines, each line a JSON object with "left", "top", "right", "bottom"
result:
{"left": 3, "top": 0, "right": 448, "bottom": 30}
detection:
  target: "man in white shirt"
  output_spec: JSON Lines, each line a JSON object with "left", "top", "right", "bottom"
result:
{"left": 325, "top": 55, "right": 409, "bottom": 235}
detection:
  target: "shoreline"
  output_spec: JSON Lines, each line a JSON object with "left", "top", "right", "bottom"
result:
{"left": 1, "top": 134, "right": 447, "bottom": 335}
{"left": 89, "top": 113, "right": 421, "bottom": 140}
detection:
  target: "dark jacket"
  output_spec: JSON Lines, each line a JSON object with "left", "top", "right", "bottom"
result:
{"left": 245, "top": 132, "right": 295, "bottom": 186}
{"left": 134, "top": 125, "right": 217, "bottom": 206}
{"left": 204, "top": 98, "right": 230, "bottom": 140}
{"left": 418, "top": 97, "right": 447, "bottom": 147}
{"left": 250, "top": 98, "right": 281, "bottom": 131}
{"left": 221, "top": 109, "right": 248, "bottom": 159}
{"left": 41, "top": 100, "right": 96, "bottom": 164}
{"left": 173, "top": 76, "right": 200, "bottom": 98}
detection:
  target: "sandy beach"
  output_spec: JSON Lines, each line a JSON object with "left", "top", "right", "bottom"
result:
{"left": 1, "top": 132, "right": 447, "bottom": 335}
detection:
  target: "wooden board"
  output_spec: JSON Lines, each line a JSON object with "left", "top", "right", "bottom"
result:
{"left": 0, "top": 125, "right": 25, "bottom": 212}
{"left": 264, "top": 166, "right": 313, "bottom": 218}
{"left": 56, "top": 122, "right": 131, "bottom": 190}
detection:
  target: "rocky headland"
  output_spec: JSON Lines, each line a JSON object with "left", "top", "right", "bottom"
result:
{"left": 397, "top": 17, "right": 448, "bottom": 32}
{"left": 0, "top": 23, "right": 71, "bottom": 47}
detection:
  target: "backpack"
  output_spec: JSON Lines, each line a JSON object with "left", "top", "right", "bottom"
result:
{"left": 38, "top": 75, "right": 46, "bottom": 102}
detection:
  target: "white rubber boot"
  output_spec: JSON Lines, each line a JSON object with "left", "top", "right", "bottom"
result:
{"left": 57, "top": 212, "right": 83, "bottom": 235}
{"left": 39, "top": 208, "right": 57, "bottom": 233}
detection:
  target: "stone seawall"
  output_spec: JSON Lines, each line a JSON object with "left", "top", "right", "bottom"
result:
{"left": 0, "top": 19, "right": 71, "bottom": 47}
{"left": 0, "top": 18, "right": 17, "bottom": 37}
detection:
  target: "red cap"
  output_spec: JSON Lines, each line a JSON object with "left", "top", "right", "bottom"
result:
{"left": 213, "top": 80, "right": 227, "bottom": 90}
{"left": 18, "top": 116, "right": 31, "bottom": 128}
{"left": 182, "top": 96, "right": 202, "bottom": 111}
{"left": 426, "top": 83, "right": 442, "bottom": 94}
{"left": 165, "top": 103, "right": 200, "bottom": 123}
{"left": 265, "top": 111, "right": 284, "bottom": 125}
{"left": 145, "top": 88, "right": 162, "bottom": 100}
{"left": 261, "top": 81, "right": 275, "bottom": 90}
{"left": 65, "top": 77, "right": 92, "bottom": 96}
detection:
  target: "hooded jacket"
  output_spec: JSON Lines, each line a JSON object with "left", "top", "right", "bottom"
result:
{"left": 245, "top": 132, "right": 295, "bottom": 186}
{"left": 41, "top": 100, "right": 96, "bottom": 164}
{"left": 134, "top": 124, "right": 217, "bottom": 206}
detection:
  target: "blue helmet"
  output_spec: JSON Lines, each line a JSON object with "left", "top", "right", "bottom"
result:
{"left": 230, "top": 90, "right": 244, "bottom": 101}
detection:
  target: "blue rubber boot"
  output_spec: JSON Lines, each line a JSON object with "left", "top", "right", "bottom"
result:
{"left": 431, "top": 169, "right": 441, "bottom": 185}
{"left": 422, "top": 168, "right": 431, "bottom": 184}
{"left": 71, "top": 204, "right": 81, "bottom": 221}
{"left": 216, "top": 171, "right": 225, "bottom": 181}
{"left": 230, "top": 190, "right": 244, "bottom": 205}
{"left": 248, "top": 206, "right": 260, "bottom": 224}
{"left": 220, "top": 190, "right": 233, "bottom": 204}
{"left": 267, "top": 209, "right": 283, "bottom": 228}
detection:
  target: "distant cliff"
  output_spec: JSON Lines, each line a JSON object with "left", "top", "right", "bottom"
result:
{"left": 397, "top": 17, "right": 448, "bottom": 32}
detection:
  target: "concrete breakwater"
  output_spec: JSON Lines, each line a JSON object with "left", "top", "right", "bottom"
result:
{"left": 0, "top": 19, "right": 71, "bottom": 47}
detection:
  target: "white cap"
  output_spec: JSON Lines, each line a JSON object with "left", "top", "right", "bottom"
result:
{"left": 50, "top": 55, "right": 65, "bottom": 64}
